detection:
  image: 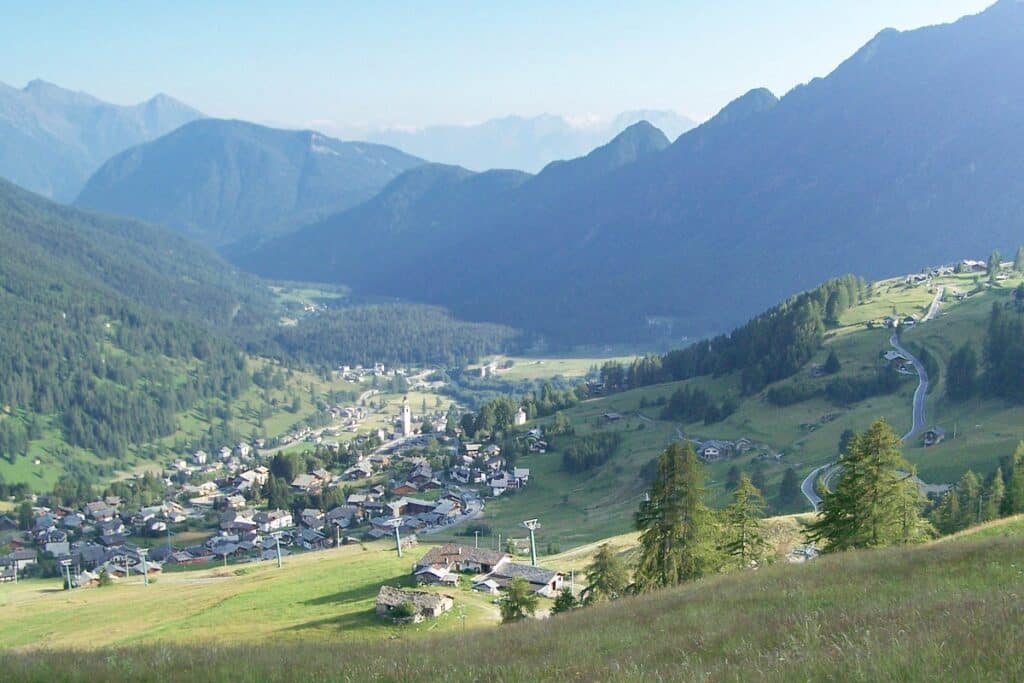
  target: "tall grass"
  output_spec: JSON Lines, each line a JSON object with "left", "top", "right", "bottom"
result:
{"left": 3, "top": 531, "right": 1021, "bottom": 682}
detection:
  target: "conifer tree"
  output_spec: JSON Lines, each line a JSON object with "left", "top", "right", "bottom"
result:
{"left": 984, "top": 468, "right": 1005, "bottom": 521}
{"left": 823, "top": 349, "right": 842, "bottom": 375}
{"left": 806, "top": 420, "right": 930, "bottom": 551}
{"left": 583, "top": 543, "right": 629, "bottom": 604}
{"left": 957, "top": 470, "right": 982, "bottom": 527}
{"left": 777, "top": 467, "right": 803, "bottom": 510}
{"left": 722, "top": 474, "right": 770, "bottom": 568}
{"left": 1001, "top": 443, "right": 1024, "bottom": 516}
{"left": 1015, "top": 246, "right": 1024, "bottom": 273}
{"left": 550, "top": 588, "right": 577, "bottom": 615}
{"left": 635, "top": 443, "right": 717, "bottom": 591}
{"left": 499, "top": 577, "right": 539, "bottom": 623}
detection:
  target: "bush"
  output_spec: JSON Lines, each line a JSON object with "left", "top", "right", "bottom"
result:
{"left": 391, "top": 602, "right": 417, "bottom": 619}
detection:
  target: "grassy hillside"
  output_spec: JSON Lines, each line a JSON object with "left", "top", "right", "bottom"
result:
{"left": 456, "top": 271, "right": 1024, "bottom": 549}
{"left": 2, "top": 518, "right": 1020, "bottom": 681}
{"left": 0, "top": 540, "right": 501, "bottom": 650}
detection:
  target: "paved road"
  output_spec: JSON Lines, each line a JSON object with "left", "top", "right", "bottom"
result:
{"left": 923, "top": 286, "right": 945, "bottom": 322}
{"left": 890, "top": 333, "right": 928, "bottom": 441}
{"left": 800, "top": 463, "right": 834, "bottom": 512}
{"left": 801, "top": 331, "right": 934, "bottom": 510}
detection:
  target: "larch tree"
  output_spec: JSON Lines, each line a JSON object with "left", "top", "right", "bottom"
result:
{"left": 583, "top": 543, "right": 629, "bottom": 604}
{"left": 805, "top": 420, "right": 930, "bottom": 552}
{"left": 722, "top": 474, "right": 770, "bottom": 568}
{"left": 634, "top": 443, "right": 717, "bottom": 591}
{"left": 499, "top": 577, "right": 539, "bottom": 623}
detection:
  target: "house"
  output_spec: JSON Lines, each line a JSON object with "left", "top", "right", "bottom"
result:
{"left": 601, "top": 412, "right": 623, "bottom": 423}
{"left": 298, "top": 528, "right": 328, "bottom": 550}
{"left": 415, "top": 544, "right": 509, "bottom": 575}
{"left": 392, "top": 483, "right": 419, "bottom": 496}
{"left": 514, "top": 407, "right": 528, "bottom": 426}
{"left": 922, "top": 427, "right": 947, "bottom": 447}
{"left": 192, "top": 450, "right": 208, "bottom": 465}
{"left": 484, "top": 562, "right": 564, "bottom": 597}
{"left": 254, "top": 509, "right": 293, "bottom": 533}
{"left": 414, "top": 565, "right": 460, "bottom": 587}
{"left": 471, "top": 578, "right": 501, "bottom": 595}
{"left": 5, "top": 549, "right": 38, "bottom": 571}
{"left": 343, "top": 461, "right": 373, "bottom": 480}
{"left": 290, "top": 473, "right": 321, "bottom": 493}
{"left": 375, "top": 586, "right": 453, "bottom": 622}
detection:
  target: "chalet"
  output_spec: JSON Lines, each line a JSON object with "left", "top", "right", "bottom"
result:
{"left": 462, "top": 443, "right": 482, "bottom": 458}
{"left": 4, "top": 549, "right": 38, "bottom": 571}
{"left": 290, "top": 473, "right": 321, "bottom": 493}
{"left": 392, "top": 483, "right": 420, "bottom": 496}
{"left": 451, "top": 466, "right": 472, "bottom": 484}
{"left": 325, "top": 505, "right": 360, "bottom": 528}
{"left": 343, "top": 461, "right": 373, "bottom": 480}
{"left": 601, "top": 412, "right": 623, "bottom": 423}
{"left": 414, "top": 565, "right": 460, "bottom": 586}
{"left": 415, "top": 544, "right": 509, "bottom": 575}
{"left": 300, "top": 509, "right": 325, "bottom": 529}
{"left": 512, "top": 468, "right": 531, "bottom": 487}
{"left": 254, "top": 509, "right": 293, "bottom": 533}
{"left": 484, "top": 562, "right": 564, "bottom": 597}
{"left": 298, "top": 528, "right": 328, "bottom": 550}
{"left": 375, "top": 586, "right": 453, "bottom": 622}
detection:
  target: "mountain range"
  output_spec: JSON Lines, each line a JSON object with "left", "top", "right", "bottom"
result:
{"left": 74, "top": 119, "right": 426, "bottom": 247}
{"left": 237, "top": 0, "right": 1024, "bottom": 344}
{"left": 0, "top": 79, "right": 202, "bottom": 200}
{"left": 323, "top": 110, "right": 696, "bottom": 173}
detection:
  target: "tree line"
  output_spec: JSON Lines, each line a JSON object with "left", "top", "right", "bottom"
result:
{"left": 599, "top": 275, "right": 866, "bottom": 397}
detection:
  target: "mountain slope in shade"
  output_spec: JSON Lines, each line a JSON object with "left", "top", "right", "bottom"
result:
{"left": 0, "top": 79, "right": 202, "bottom": 200}
{"left": 75, "top": 119, "right": 426, "bottom": 248}
{"left": 236, "top": 120, "right": 670, "bottom": 308}
{"left": 241, "top": 1, "right": 1024, "bottom": 345}
{"left": 329, "top": 109, "right": 695, "bottom": 173}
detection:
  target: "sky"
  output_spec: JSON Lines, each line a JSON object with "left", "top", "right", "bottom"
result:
{"left": 0, "top": 0, "right": 994, "bottom": 129}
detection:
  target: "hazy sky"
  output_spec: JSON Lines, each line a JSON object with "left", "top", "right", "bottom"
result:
{"left": 0, "top": 0, "right": 994, "bottom": 128}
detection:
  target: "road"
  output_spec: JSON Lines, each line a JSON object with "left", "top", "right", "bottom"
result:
{"left": 801, "top": 304, "right": 938, "bottom": 509}
{"left": 889, "top": 333, "right": 928, "bottom": 441}
{"left": 923, "top": 286, "right": 945, "bottom": 322}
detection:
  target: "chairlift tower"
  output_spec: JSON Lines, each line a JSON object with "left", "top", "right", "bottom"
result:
{"left": 59, "top": 558, "right": 73, "bottom": 590}
{"left": 388, "top": 517, "right": 404, "bottom": 558}
{"left": 522, "top": 518, "right": 541, "bottom": 567}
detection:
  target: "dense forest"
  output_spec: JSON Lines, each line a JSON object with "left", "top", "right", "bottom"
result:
{"left": 599, "top": 275, "right": 865, "bottom": 395}
{"left": 946, "top": 294, "right": 1024, "bottom": 404}
{"left": 249, "top": 304, "right": 524, "bottom": 367}
{"left": 0, "top": 179, "right": 258, "bottom": 461}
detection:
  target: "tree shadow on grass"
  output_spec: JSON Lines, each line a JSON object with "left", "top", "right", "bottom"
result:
{"left": 300, "top": 572, "right": 413, "bottom": 607}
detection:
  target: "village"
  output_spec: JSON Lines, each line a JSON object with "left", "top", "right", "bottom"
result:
{"left": 0, "top": 377, "right": 549, "bottom": 603}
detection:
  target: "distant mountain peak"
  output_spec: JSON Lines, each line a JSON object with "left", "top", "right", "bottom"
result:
{"left": 702, "top": 88, "right": 778, "bottom": 129}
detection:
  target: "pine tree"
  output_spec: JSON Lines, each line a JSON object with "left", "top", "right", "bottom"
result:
{"left": 499, "top": 577, "right": 539, "bottom": 623}
{"left": 988, "top": 249, "right": 1002, "bottom": 275}
{"left": 823, "top": 349, "right": 841, "bottom": 375}
{"left": 984, "top": 469, "right": 1005, "bottom": 521}
{"left": 805, "top": 420, "right": 930, "bottom": 551}
{"left": 931, "top": 490, "right": 961, "bottom": 535}
{"left": 1001, "top": 442, "right": 1024, "bottom": 515}
{"left": 583, "top": 543, "right": 629, "bottom": 603}
{"left": 1016, "top": 246, "right": 1024, "bottom": 273}
{"left": 777, "top": 467, "right": 803, "bottom": 510}
{"left": 725, "top": 465, "right": 741, "bottom": 492}
{"left": 946, "top": 343, "right": 978, "bottom": 401}
{"left": 722, "top": 474, "right": 770, "bottom": 568}
{"left": 550, "top": 588, "right": 577, "bottom": 615}
{"left": 635, "top": 443, "right": 717, "bottom": 591}
{"left": 957, "top": 470, "right": 982, "bottom": 528}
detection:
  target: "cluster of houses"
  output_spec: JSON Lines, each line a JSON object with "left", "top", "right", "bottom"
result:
{"left": 449, "top": 443, "right": 531, "bottom": 497}
{"left": 693, "top": 437, "right": 755, "bottom": 463}
{"left": 413, "top": 543, "right": 564, "bottom": 597}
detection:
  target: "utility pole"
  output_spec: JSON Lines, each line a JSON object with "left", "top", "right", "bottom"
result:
{"left": 140, "top": 549, "right": 149, "bottom": 587}
{"left": 522, "top": 519, "right": 540, "bottom": 567}
{"left": 275, "top": 534, "right": 283, "bottom": 569}
{"left": 474, "top": 530, "right": 479, "bottom": 549}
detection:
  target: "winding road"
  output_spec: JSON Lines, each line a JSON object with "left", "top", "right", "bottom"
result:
{"left": 800, "top": 286, "right": 944, "bottom": 510}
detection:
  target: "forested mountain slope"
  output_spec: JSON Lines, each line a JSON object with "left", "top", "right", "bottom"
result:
{"left": 75, "top": 119, "right": 425, "bottom": 247}
{"left": 0, "top": 178, "right": 265, "bottom": 462}
{"left": 239, "top": 2, "right": 1024, "bottom": 345}
{"left": 0, "top": 79, "right": 201, "bottom": 200}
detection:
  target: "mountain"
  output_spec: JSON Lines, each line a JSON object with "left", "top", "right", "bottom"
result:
{"left": 238, "top": 1, "right": 1024, "bottom": 345}
{"left": 0, "top": 79, "right": 202, "bottom": 200}
{"left": 0, "top": 176, "right": 272, "bottom": 461}
{"left": 236, "top": 120, "right": 671, "bottom": 336}
{"left": 74, "top": 119, "right": 426, "bottom": 248}
{"left": 328, "top": 109, "right": 695, "bottom": 173}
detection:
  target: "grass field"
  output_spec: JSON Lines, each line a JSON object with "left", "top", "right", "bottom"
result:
{"left": 471, "top": 355, "right": 636, "bottom": 382}
{"left": 3, "top": 518, "right": 1020, "bottom": 681}
{"left": 0, "top": 540, "right": 502, "bottom": 651}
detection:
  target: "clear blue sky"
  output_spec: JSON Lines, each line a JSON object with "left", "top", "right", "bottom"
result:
{"left": 0, "top": 0, "right": 993, "bottom": 128}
